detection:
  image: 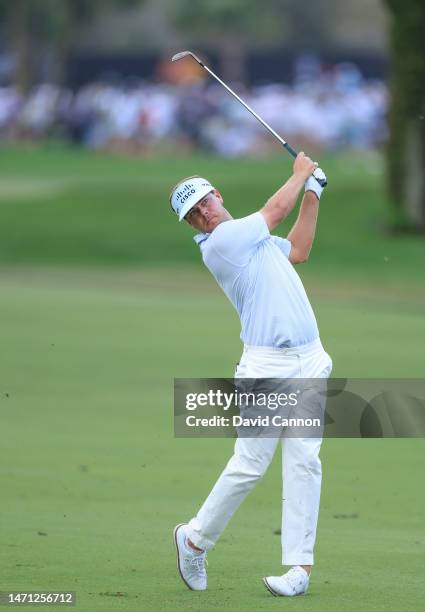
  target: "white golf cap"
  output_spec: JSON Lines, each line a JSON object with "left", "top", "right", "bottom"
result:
{"left": 170, "top": 177, "right": 214, "bottom": 221}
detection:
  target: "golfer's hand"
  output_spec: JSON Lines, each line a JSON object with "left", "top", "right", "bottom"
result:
{"left": 305, "top": 167, "right": 327, "bottom": 200}
{"left": 293, "top": 152, "right": 317, "bottom": 181}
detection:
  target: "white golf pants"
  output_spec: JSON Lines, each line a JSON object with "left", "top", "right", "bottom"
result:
{"left": 187, "top": 338, "right": 332, "bottom": 566}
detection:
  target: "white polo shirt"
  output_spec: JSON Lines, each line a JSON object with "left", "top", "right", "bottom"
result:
{"left": 194, "top": 212, "right": 319, "bottom": 348}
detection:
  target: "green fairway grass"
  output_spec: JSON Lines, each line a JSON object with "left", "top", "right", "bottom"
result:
{"left": 1, "top": 146, "right": 424, "bottom": 611}
{"left": 0, "top": 144, "right": 424, "bottom": 286}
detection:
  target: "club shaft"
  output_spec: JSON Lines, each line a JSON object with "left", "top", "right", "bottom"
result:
{"left": 204, "top": 65, "right": 291, "bottom": 149}
{"left": 190, "top": 53, "right": 324, "bottom": 186}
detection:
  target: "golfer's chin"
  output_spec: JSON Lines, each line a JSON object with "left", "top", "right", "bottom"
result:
{"left": 204, "top": 217, "right": 221, "bottom": 232}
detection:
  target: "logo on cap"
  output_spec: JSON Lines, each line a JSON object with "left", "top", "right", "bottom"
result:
{"left": 175, "top": 183, "right": 196, "bottom": 212}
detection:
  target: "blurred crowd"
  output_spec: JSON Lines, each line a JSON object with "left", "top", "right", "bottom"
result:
{"left": 0, "top": 61, "right": 388, "bottom": 156}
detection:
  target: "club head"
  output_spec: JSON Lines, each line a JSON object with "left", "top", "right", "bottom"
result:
{"left": 171, "top": 51, "right": 204, "bottom": 67}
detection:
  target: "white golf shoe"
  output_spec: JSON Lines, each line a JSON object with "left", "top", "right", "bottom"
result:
{"left": 173, "top": 523, "right": 207, "bottom": 591}
{"left": 263, "top": 565, "right": 309, "bottom": 597}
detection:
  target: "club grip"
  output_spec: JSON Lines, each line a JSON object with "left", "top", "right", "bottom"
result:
{"left": 283, "top": 142, "right": 327, "bottom": 188}
{"left": 283, "top": 142, "right": 298, "bottom": 158}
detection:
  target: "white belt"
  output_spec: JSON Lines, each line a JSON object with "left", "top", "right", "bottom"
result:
{"left": 243, "top": 337, "right": 323, "bottom": 358}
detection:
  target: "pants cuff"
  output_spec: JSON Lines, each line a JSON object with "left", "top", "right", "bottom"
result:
{"left": 283, "top": 555, "right": 314, "bottom": 566}
{"left": 186, "top": 522, "right": 214, "bottom": 551}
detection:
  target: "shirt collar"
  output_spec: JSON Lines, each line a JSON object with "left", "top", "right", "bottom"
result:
{"left": 194, "top": 232, "right": 210, "bottom": 246}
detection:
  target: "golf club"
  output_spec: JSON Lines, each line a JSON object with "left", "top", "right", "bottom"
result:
{"left": 171, "top": 51, "right": 327, "bottom": 188}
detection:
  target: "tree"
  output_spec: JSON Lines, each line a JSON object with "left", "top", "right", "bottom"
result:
{"left": 385, "top": 0, "right": 425, "bottom": 231}
{"left": 173, "top": 0, "right": 284, "bottom": 82}
{"left": 173, "top": 0, "right": 333, "bottom": 82}
{"left": 0, "top": 0, "right": 144, "bottom": 93}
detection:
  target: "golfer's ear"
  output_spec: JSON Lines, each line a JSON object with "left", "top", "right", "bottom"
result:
{"left": 215, "top": 190, "right": 223, "bottom": 202}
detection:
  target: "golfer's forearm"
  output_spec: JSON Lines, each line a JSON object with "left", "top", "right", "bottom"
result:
{"left": 287, "top": 192, "right": 319, "bottom": 262}
{"left": 261, "top": 173, "right": 307, "bottom": 230}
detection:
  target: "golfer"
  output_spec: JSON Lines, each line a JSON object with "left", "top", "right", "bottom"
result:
{"left": 170, "top": 153, "right": 332, "bottom": 597}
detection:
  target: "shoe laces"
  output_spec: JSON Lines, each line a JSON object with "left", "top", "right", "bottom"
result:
{"left": 187, "top": 553, "right": 207, "bottom": 574}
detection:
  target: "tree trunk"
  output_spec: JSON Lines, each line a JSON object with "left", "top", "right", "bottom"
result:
{"left": 47, "top": 0, "right": 75, "bottom": 86}
{"left": 11, "top": 0, "right": 33, "bottom": 94}
{"left": 404, "top": 119, "right": 425, "bottom": 228}
{"left": 386, "top": 0, "right": 425, "bottom": 231}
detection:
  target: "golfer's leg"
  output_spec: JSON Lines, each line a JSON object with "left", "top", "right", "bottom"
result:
{"left": 187, "top": 436, "right": 279, "bottom": 550}
{"left": 281, "top": 437, "right": 322, "bottom": 566}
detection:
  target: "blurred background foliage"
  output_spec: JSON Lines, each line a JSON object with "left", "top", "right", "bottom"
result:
{"left": 0, "top": 0, "right": 423, "bottom": 229}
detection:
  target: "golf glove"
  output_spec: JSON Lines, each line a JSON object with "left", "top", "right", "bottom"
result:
{"left": 305, "top": 167, "right": 327, "bottom": 200}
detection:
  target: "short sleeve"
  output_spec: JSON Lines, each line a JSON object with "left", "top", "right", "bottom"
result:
{"left": 270, "top": 235, "right": 292, "bottom": 259}
{"left": 210, "top": 212, "right": 270, "bottom": 266}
